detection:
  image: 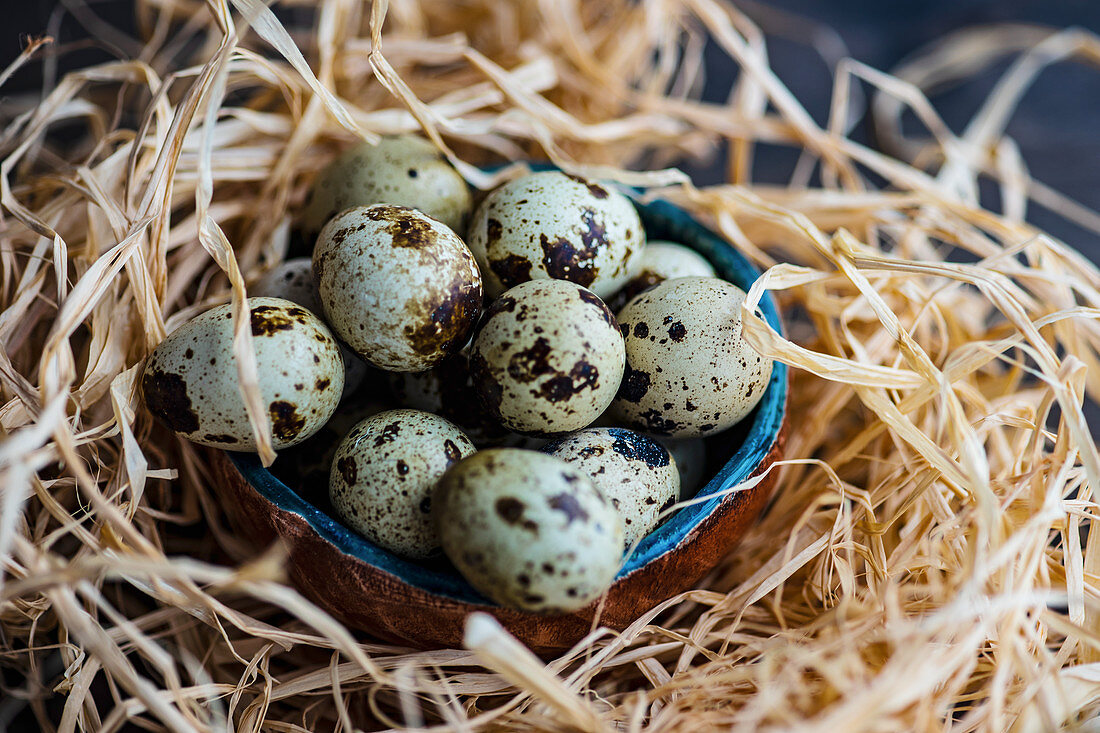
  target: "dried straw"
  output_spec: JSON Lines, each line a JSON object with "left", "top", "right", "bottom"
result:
{"left": 2, "top": 1, "right": 1100, "bottom": 730}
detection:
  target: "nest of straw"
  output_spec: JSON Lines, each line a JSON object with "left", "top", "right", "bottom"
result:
{"left": 3, "top": 0, "right": 1100, "bottom": 729}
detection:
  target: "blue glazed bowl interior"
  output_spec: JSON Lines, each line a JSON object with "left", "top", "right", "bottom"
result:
{"left": 229, "top": 180, "right": 788, "bottom": 606}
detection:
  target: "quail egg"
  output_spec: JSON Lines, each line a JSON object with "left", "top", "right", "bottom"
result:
{"left": 329, "top": 409, "right": 475, "bottom": 559}
{"left": 252, "top": 258, "right": 367, "bottom": 399}
{"left": 607, "top": 240, "right": 717, "bottom": 312}
{"left": 466, "top": 171, "right": 644, "bottom": 298}
{"left": 300, "top": 136, "right": 472, "bottom": 238}
{"left": 660, "top": 437, "right": 708, "bottom": 499}
{"left": 469, "top": 279, "right": 625, "bottom": 435}
{"left": 313, "top": 204, "right": 483, "bottom": 372}
{"left": 611, "top": 277, "right": 772, "bottom": 438}
{"left": 387, "top": 351, "right": 510, "bottom": 446}
{"left": 542, "top": 428, "right": 678, "bottom": 547}
{"left": 141, "top": 297, "right": 344, "bottom": 450}
{"left": 433, "top": 448, "right": 624, "bottom": 612}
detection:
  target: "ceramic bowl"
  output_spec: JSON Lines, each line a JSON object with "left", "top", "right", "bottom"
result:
{"left": 211, "top": 181, "right": 788, "bottom": 651}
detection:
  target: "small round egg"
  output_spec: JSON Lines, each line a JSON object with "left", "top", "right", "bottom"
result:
{"left": 313, "top": 204, "right": 483, "bottom": 372}
{"left": 466, "top": 171, "right": 644, "bottom": 298}
{"left": 252, "top": 258, "right": 367, "bottom": 398}
{"left": 142, "top": 297, "right": 344, "bottom": 450}
{"left": 300, "top": 136, "right": 472, "bottom": 238}
{"left": 542, "top": 428, "right": 678, "bottom": 547}
{"left": 387, "top": 351, "right": 510, "bottom": 446}
{"left": 329, "top": 409, "right": 475, "bottom": 559}
{"left": 607, "top": 240, "right": 717, "bottom": 312}
{"left": 660, "top": 437, "right": 707, "bottom": 499}
{"left": 469, "top": 279, "right": 625, "bottom": 435}
{"left": 433, "top": 448, "right": 624, "bottom": 612}
{"left": 611, "top": 277, "right": 772, "bottom": 438}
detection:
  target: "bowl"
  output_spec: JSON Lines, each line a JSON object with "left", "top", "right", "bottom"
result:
{"left": 210, "top": 183, "right": 789, "bottom": 651}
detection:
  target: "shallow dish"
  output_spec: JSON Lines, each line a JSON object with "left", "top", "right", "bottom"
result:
{"left": 211, "top": 183, "right": 789, "bottom": 651}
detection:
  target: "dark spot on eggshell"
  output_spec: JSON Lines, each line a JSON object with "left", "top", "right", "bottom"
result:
{"left": 633, "top": 322, "right": 649, "bottom": 339}
{"left": 636, "top": 408, "right": 682, "bottom": 436}
{"left": 517, "top": 573, "right": 531, "bottom": 587}
{"left": 315, "top": 378, "right": 330, "bottom": 391}
{"left": 507, "top": 336, "right": 554, "bottom": 383}
{"left": 617, "top": 364, "right": 650, "bottom": 403}
{"left": 443, "top": 439, "right": 461, "bottom": 462}
{"left": 203, "top": 433, "right": 238, "bottom": 444}
{"left": 489, "top": 254, "right": 533, "bottom": 289}
{"left": 396, "top": 460, "right": 409, "bottom": 475}
{"left": 250, "top": 305, "right": 295, "bottom": 337}
{"left": 373, "top": 421, "right": 401, "bottom": 447}
{"left": 403, "top": 272, "right": 482, "bottom": 356}
{"left": 576, "top": 289, "right": 617, "bottom": 329}
{"left": 563, "top": 173, "right": 610, "bottom": 200}
{"left": 486, "top": 217, "right": 502, "bottom": 245}
{"left": 142, "top": 369, "right": 200, "bottom": 434}
{"left": 540, "top": 233, "right": 597, "bottom": 287}
{"left": 492, "top": 295, "right": 517, "bottom": 313}
{"left": 269, "top": 400, "right": 305, "bottom": 441}
{"left": 494, "top": 497, "right": 539, "bottom": 532}
{"left": 536, "top": 359, "right": 599, "bottom": 403}
{"left": 548, "top": 492, "right": 590, "bottom": 525}
{"left": 184, "top": 348, "right": 194, "bottom": 359}
{"left": 337, "top": 455, "right": 357, "bottom": 485}
{"left": 667, "top": 321, "right": 687, "bottom": 342}
{"left": 608, "top": 428, "right": 670, "bottom": 468}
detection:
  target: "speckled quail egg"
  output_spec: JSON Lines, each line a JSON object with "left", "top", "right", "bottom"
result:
{"left": 466, "top": 171, "right": 644, "bottom": 298}
{"left": 252, "top": 258, "right": 367, "bottom": 399}
{"left": 607, "top": 240, "right": 717, "bottom": 312}
{"left": 329, "top": 409, "right": 474, "bottom": 559}
{"left": 469, "top": 279, "right": 625, "bottom": 435}
{"left": 433, "top": 448, "right": 624, "bottom": 612}
{"left": 142, "top": 297, "right": 344, "bottom": 450}
{"left": 659, "top": 437, "right": 707, "bottom": 499}
{"left": 542, "top": 428, "right": 678, "bottom": 548}
{"left": 300, "top": 136, "right": 472, "bottom": 238}
{"left": 313, "top": 204, "right": 483, "bottom": 372}
{"left": 611, "top": 277, "right": 772, "bottom": 438}
{"left": 387, "top": 351, "right": 510, "bottom": 446}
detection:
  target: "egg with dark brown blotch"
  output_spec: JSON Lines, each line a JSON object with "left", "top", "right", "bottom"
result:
{"left": 607, "top": 240, "right": 717, "bottom": 312}
{"left": 542, "top": 428, "right": 678, "bottom": 547}
{"left": 611, "top": 277, "right": 772, "bottom": 438}
{"left": 433, "top": 448, "right": 624, "bottom": 613}
{"left": 387, "top": 351, "right": 510, "bottom": 446}
{"left": 252, "top": 258, "right": 367, "bottom": 399}
{"left": 329, "top": 409, "right": 475, "bottom": 559}
{"left": 469, "top": 279, "right": 625, "bottom": 435}
{"left": 313, "top": 204, "right": 483, "bottom": 372}
{"left": 466, "top": 171, "right": 644, "bottom": 298}
{"left": 300, "top": 136, "right": 471, "bottom": 238}
{"left": 141, "top": 297, "right": 344, "bottom": 450}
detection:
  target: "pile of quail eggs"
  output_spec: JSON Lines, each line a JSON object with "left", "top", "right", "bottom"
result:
{"left": 141, "top": 135, "right": 772, "bottom": 615}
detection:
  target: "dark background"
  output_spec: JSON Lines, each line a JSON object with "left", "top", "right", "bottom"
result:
{"left": 3, "top": 0, "right": 1099, "bottom": 254}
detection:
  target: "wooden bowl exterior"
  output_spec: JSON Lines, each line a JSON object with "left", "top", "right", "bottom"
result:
{"left": 210, "top": 410, "right": 785, "bottom": 651}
